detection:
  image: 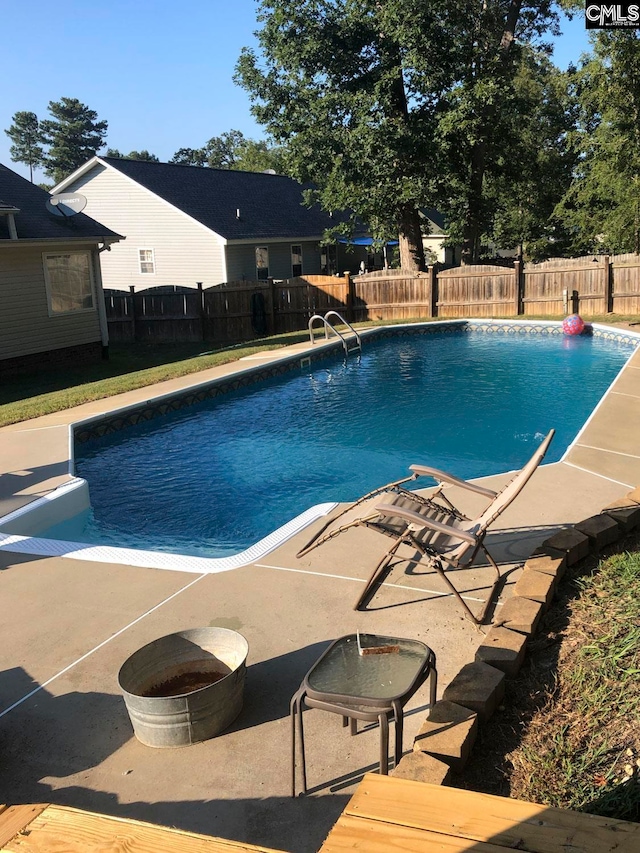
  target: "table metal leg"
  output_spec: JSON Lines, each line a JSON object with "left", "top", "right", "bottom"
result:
{"left": 378, "top": 713, "right": 389, "bottom": 775}
{"left": 290, "top": 691, "right": 299, "bottom": 797}
{"left": 429, "top": 666, "right": 438, "bottom": 707}
{"left": 290, "top": 687, "right": 309, "bottom": 797}
{"left": 298, "top": 694, "right": 308, "bottom": 794}
{"left": 392, "top": 700, "right": 403, "bottom": 768}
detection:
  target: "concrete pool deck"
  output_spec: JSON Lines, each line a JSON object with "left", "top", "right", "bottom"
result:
{"left": 0, "top": 324, "right": 639, "bottom": 852}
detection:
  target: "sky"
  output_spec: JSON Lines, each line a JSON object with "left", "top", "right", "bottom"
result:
{"left": 1, "top": 1, "right": 593, "bottom": 183}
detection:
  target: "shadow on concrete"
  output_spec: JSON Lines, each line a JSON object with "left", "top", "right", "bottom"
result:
{"left": 0, "top": 550, "right": 51, "bottom": 574}
{"left": 0, "top": 669, "right": 132, "bottom": 784}
{"left": 233, "top": 641, "right": 332, "bottom": 730}
{"left": 0, "top": 459, "right": 69, "bottom": 503}
{"left": 0, "top": 654, "right": 349, "bottom": 853}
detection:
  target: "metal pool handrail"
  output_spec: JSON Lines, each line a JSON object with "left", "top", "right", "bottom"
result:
{"left": 308, "top": 310, "right": 362, "bottom": 356}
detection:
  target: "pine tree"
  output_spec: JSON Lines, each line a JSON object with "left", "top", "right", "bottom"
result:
{"left": 40, "top": 97, "right": 108, "bottom": 183}
{"left": 5, "top": 111, "right": 45, "bottom": 182}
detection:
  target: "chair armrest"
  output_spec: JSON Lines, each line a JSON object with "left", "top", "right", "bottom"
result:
{"left": 409, "top": 465, "right": 497, "bottom": 498}
{"left": 374, "top": 503, "right": 477, "bottom": 544}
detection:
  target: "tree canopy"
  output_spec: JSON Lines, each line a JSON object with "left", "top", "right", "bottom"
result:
{"left": 554, "top": 31, "right": 640, "bottom": 255}
{"left": 106, "top": 148, "right": 160, "bottom": 161}
{"left": 38, "top": 97, "right": 108, "bottom": 184}
{"left": 170, "top": 130, "right": 284, "bottom": 173}
{"left": 235, "top": 0, "right": 566, "bottom": 270}
{"left": 5, "top": 111, "right": 46, "bottom": 182}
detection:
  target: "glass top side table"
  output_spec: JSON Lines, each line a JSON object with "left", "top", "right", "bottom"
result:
{"left": 291, "top": 633, "right": 437, "bottom": 796}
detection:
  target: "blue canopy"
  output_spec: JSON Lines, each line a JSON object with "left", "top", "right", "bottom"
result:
{"left": 337, "top": 236, "right": 399, "bottom": 246}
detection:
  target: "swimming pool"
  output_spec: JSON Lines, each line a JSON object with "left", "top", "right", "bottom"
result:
{"left": 46, "top": 322, "right": 634, "bottom": 560}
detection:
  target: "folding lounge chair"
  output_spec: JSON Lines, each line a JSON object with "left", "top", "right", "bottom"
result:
{"left": 297, "top": 430, "right": 555, "bottom": 624}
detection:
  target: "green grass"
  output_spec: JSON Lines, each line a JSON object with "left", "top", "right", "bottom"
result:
{"left": 510, "top": 543, "right": 640, "bottom": 821}
{"left": 1, "top": 313, "right": 637, "bottom": 428}
{"left": 0, "top": 333, "right": 312, "bottom": 427}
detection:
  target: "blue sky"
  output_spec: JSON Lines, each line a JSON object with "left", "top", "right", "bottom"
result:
{"left": 1, "top": 1, "right": 592, "bottom": 182}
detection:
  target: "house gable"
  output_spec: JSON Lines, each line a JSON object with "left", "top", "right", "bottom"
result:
{"left": 59, "top": 161, "right": 227, "bottom": 290}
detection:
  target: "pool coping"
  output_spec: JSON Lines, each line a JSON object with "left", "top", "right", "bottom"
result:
{"left": 1, "top": 318, "right": 639, "bottom": 572}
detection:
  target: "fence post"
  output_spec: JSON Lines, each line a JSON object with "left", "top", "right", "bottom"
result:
{"left": 572, "top": 290, "right": 580, "bottom": 314}
{"left": 513, "top": 259, "right": 523, "bottom": 316}
{"left": 268, "top": 277, "right": 277, "bottom": 335}
{"left": 344, "top": 271, "right": 354, "bottom": 321}
{"left": 129, "top": 285, "right": 137, "bottom": 341}
{"left": 428, "top": 265, "right": 437, "bottom": 317}
{"left": 603, "top": 255, "right": 613, "bottom": 313}
{"left": 197, "top": 282, "right": 205, "bottom": 341}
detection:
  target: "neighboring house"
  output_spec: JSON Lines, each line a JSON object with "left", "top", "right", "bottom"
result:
{"left": 53, "top": 157, "right": 371, "bottom": 292}
{"left": 0, "top": 163, "right": 122, "bottom": 376}
{"left": 421, "top": 208, "right": 460, "bottom": 266}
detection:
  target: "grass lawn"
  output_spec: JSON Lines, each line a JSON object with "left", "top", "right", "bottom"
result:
{"left": 1, "top": 314, "right": 637, "bottom": 428}
{"left": 458, "top": 529, "right": 640, "bottom": 823}
{"left": 0, "top": 333, "right": 311, "bottom": 426}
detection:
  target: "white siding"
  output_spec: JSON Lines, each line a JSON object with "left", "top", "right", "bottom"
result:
{"left": 66, "top": 164, "right": 226, "bottom": 292}
{"left": 0, "top": 245, "right": 101, "bottom": 360}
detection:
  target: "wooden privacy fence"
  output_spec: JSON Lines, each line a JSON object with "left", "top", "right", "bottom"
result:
{"left": 104, "top": 275, "right": 350, "bottom": 343}
{"left": 104, "top": 254, "right": 640, "bottom": 344}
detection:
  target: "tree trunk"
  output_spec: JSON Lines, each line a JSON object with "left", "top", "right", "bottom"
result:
{"left": 460, "top": 0, "right": 523, "bottom": 265}
{"left": 461, "top": 141, "right": 486, "bottom": 265}
{"left": 398, "top": 204, "right": 426, "bottom": 272}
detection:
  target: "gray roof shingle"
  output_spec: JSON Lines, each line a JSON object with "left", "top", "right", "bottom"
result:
{"left": 101, "top": 157, "right": 345, "bottom": 241}
{"left": 0, "top": 163, "right": 121, "bottom": 242}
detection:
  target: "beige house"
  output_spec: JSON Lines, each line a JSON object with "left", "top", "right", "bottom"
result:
{"left": 421, "top": 209, "right": 460, "bottom": 266}
{"left": 0, "top": 163, "right": 122, "bottom": 376}
{"left": 53, "top": 157, "right": 370, "bottom": 292}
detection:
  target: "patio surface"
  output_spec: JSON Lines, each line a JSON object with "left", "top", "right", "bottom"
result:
{"left": 0, "top": 326, "right": 639, "bottom": 852}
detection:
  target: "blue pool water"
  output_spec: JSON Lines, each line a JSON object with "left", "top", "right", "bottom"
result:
{"left": 63, "top": 328, "right": 631, "bottom": 558}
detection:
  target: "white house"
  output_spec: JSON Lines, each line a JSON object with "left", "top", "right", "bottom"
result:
{"left": 54, "top": 157, "right": 371, "bottom": 292}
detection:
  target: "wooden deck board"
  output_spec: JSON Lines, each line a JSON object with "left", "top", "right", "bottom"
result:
{"left": 320, "top": 813, "right": 515, "bottom": 852}
{"left": 0, "top": 806, "right": 48, "bottom": 848}
{"left": 319, "top": 775, "right": 640, "bottom": 853}
{"left": 0, "top": 805, "right": 286, "bottom": 853}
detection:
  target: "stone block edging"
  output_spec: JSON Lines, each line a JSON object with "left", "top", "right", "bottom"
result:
{"left": 396, "top": 487, "right": 639, "bottom": 785}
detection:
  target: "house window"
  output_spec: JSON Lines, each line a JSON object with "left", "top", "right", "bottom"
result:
{"left": 321, "top": 244, "right": 337, "bottom": 275}
{"left": 291, "top": 244, "right": 303, "bottom": 277}
{"left": 139, "top": 248, "right": 155, "bottom": 274}
{"left": 43, "top": 251, "right": 94, "bottom": 314}
{"left": 255, "top": 246, "right": 269, "bottom": 280}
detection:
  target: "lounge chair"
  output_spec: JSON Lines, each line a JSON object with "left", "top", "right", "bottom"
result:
{"left": 297, "top": 430, "right": 555, "bottom": 623}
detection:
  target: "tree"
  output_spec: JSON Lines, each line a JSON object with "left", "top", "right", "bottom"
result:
{"left": 236, "top": 0, "right": 462, "bottom": 271}
{"left": 40, "top": 97, "right": 108, "bottom": 183}
{"left": 554, "top": 31, "right": 640, "bottom": 254}
{"left": 5, "top": 111, "right": 45, "bottom": 182}
{"left": 235, "top": 0, "right": 560, "bottom": 271}
{"left": 170, "top": 147, "right": 208, "bottom": 166}
{"left": 433, "top": 1, "right": 561, "bottom": 263}
{"left": 443, "top": 49, "right": 577, "bottom": 261}
{"left": 106, "top": 148, "right": 159, "bottom": 161}
{"left": 170, "top": 131, "right": 284, "bottom": 173}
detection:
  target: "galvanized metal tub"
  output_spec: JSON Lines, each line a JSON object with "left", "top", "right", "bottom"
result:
{"left": 118, "top": 627, "right": 249, "bottom": 748}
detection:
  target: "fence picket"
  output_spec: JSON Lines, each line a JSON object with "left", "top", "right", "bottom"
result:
{"left": 104, "top": 255, "right": 640, "bottom": 344}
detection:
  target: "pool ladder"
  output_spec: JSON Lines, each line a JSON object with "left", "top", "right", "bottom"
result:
{"left": 308, "top": 311, "right": 362, "bottom": 357}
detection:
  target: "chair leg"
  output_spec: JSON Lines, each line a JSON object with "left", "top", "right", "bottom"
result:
{"left": 423, "top": 549, "right": 500, "bottom": 625}
{"left": 354, "top": 539, "right": 403, "bottom": 611}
